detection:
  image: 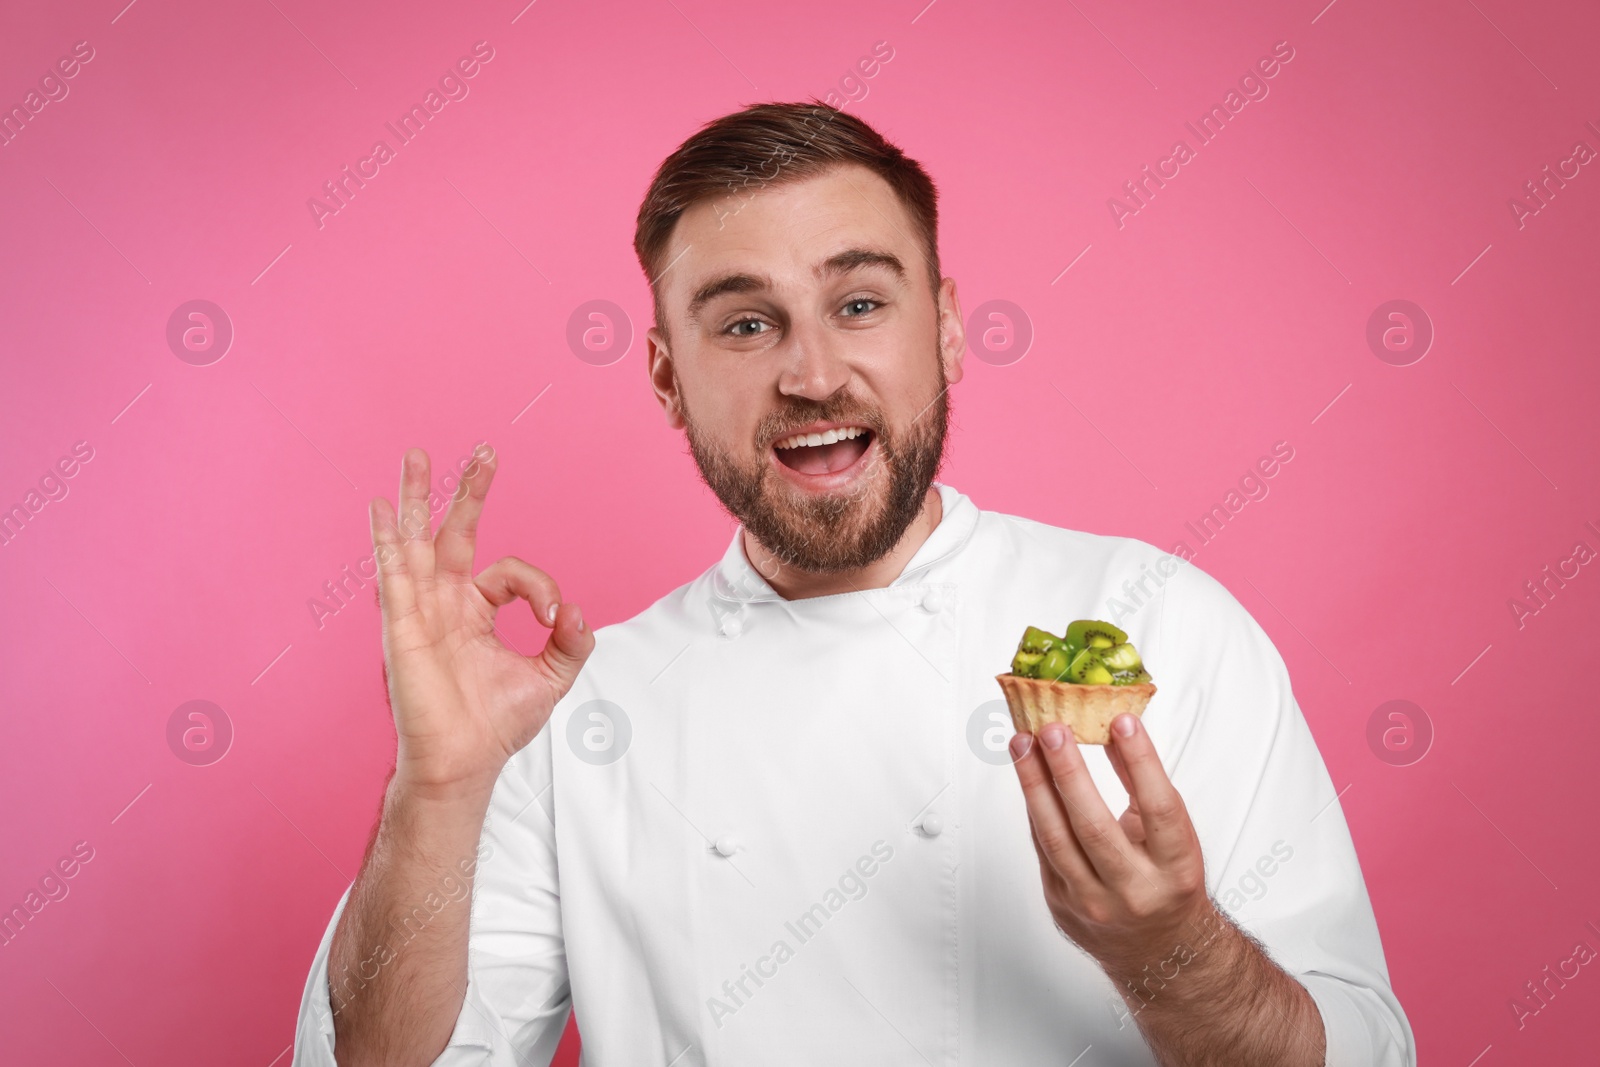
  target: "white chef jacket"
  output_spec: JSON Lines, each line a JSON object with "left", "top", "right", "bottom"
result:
{"left": 293, "top": 482, "right": 1416, "bottom": 1066}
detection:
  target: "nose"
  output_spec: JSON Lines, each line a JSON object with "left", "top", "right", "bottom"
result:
{"left": 775, "top": 319, "right": 851, "bottom": 403}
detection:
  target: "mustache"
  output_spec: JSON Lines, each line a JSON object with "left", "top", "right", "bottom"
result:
{"left": 756, "top": 397, "right": 886, "bottom": 446}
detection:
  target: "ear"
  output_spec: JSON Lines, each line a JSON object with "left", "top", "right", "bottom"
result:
{"left": 937, "top": 276, "right": 966, "bottom": 386}
{"left": 647, "top": 325, "right": 687, "bottom": 430}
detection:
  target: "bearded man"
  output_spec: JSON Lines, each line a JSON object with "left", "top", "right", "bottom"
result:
{"left": 293, "top": 101, "right": 1414, "bottom": 1067}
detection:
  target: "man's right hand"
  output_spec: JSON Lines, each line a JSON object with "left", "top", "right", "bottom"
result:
{"left": 371, "top": 444, "right": 594, "bottom": 799}
{"left": 327, "top": 445, "right": 593, "bottom": 1066}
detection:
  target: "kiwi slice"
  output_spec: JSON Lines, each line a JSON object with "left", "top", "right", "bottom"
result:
{"left": 1007, "top": 620, "right": 1150, "bottom": 686}
{"left": 1099, "top": 643, "right": 1142, "bottom": 672}
{"left": 1065, "top": 619, "right": 1128, "bottom": 651}
{"left": 1035, "top": 647, "right": 1073, "bottom": 682}
{"left": 1011, "top": 649, "right": 1044, "bottom": 676}
{"left": 1018, "top": 626, "right": 1060, "bottom": 655}
{"left": 1066, "top": 648, "right": 1114, "bottom": 685}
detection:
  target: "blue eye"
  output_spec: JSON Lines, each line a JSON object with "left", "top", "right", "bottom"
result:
{"left": 725, "top": 318, "right": 769, "bottom": 337}
{"left": 842, "top": 298, "right": 880, "bottom": 317}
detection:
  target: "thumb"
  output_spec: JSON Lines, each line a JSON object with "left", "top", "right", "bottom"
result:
{"left": 537, "top": 601, "right": 595, "bottom": 697}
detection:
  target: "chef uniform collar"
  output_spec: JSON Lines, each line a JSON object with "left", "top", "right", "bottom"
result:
{"left": 709, "top": 482, "right": 980, "bottom": 605}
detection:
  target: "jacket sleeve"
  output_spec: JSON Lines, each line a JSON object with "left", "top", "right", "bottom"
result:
{"left": 291, "top": 725, "right": 573, "bottom": 1066}
{"left": 1158, "top": 559, "right": 1417, "bottom": 1067}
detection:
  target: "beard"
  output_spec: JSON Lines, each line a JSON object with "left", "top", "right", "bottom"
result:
{"left": 678, "top": 361, "right": 950, "bottom": 576}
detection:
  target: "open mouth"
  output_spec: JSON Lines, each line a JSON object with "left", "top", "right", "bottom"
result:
{"left": 771, "top": 424, "right": 875, "bottom": 480}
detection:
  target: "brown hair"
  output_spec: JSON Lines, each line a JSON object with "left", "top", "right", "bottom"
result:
{"left": 633, "top": 100, "right": 941, "bottom": 342}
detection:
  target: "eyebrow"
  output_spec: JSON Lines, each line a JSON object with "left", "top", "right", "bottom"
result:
{"left": 684, "top": 247, "right": 908, "bottom": 325}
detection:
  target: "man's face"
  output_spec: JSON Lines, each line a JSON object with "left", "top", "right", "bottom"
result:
{"left": 646, "top": 163, "right": 965, "bottom": 575}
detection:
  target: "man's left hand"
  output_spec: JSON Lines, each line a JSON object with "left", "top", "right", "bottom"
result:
{"left": 1008, "top": 712, "right": 1213, "bottom": 981}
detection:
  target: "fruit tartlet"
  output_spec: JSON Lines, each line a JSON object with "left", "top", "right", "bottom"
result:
{"left": 995, "top": 620, "right": 1157, "bottom": 745}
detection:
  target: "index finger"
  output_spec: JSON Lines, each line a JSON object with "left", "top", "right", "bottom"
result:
{"left": 1107, "top": 714, "right": 1192, "bottom": 866}
{"left": 1036, "top": 723, "right": 1139, "bottom": 887}
{"left": 1009, "top": 732, "right": 1100, "bottom": 891}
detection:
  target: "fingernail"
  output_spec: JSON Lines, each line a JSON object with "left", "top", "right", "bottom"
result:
{"left": 1041, "top": 723, "right": 1065, "bottom": 750}
{"left": 574, "top": 606, "right": 585, "bottom": 633}
{"left": 547, "top": 602, "right": 559, "bottom": 624}
{"left": 1113, "top": 714, "right": 1137, "bottom": 738}
{"left": 1009, "top": 733, "right": 1033, "bottom": 759}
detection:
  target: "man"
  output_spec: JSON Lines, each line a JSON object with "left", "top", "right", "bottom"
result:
{"left": 293, "top": 101, "right": 1414, "bottom": 1065}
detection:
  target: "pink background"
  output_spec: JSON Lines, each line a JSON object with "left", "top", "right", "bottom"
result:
{"left": 2, "top": 0, "right": 1597, "bottom": 1063}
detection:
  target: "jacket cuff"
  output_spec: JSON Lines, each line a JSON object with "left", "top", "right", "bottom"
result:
{"left": 1298, "top": 971, "right": 1414, "bottom": 1067}
{"left": 292, "top": 886, "right": 349, "bottom": 1066}
{"left": 435, "top": 969, "right": 511, "bottom": 1055}
{"left": 292, "top": 886, "right": 503, "bottom": 1063}
{"left": 297, "top": 968, "right": 504, "bottom": 1064}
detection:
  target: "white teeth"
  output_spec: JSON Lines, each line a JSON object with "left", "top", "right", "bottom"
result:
{"left": 774, "top": 426, "right": 867, "bottom": 450}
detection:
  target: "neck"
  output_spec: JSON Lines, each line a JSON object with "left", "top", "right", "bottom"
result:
{"left": 743, "top": 486, "right": 945, "bottom": 601}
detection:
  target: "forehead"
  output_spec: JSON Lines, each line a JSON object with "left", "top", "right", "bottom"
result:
{"left": 659, "top": 163, "right": 924, "bottom": 313}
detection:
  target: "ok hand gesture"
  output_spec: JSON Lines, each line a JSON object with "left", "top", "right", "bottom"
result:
{"left": 371, "top": 445, "right": 594, "bottom": 799}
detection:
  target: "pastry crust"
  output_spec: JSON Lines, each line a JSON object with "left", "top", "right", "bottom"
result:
{"left": 995, "top": 673, "right": 1157, "bottom": 745}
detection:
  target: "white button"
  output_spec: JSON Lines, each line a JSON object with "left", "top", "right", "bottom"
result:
{"left": 719, "top": 614, "right": 743, "bottom": 637}
{"left": 920, "top": 588, "right": 944, "bottom": 613}
{"left": 919, "top": 813, "right": 944, "bottom": 837}
{"left": 714, "top": 836, "right": 738, "bottom": 856}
